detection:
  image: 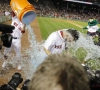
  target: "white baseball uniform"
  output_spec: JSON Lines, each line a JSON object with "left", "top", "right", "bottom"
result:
{"left": 4, "top": 16, "right": 24, "bottom": 60}
{"left": 44, "top": 29, "right": 67, "bottom": 54}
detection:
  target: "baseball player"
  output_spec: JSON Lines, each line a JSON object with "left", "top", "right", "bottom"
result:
{"left": 2, "top": 11, "right": 26, "bottom": 70}
{"left": 43, "top": 29, "right": 79, "bottom": 55}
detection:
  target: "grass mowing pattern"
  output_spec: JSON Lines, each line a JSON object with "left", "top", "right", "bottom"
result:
{"left": 38, "top": 17, "right": 85, "bottom": 39}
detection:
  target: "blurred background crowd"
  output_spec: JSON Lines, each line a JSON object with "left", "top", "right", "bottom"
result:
{"left": 0, "top": 0, "right": 11, "bottom": 16}
{"left": 0, "top": 0, "right": 100, "bottom": 23}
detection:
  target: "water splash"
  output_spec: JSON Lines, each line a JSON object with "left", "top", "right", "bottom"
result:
{"left": 70, "top": 32, "right": 100, "bottom": 70}
{"left": 1, "top": 27, "right": 99, "bottom": 79}
{"left": 22, "top": 25, "right": 47, "bottom": 79}
{"left": 22, "top": 29, "right": 100, "bottom": 78}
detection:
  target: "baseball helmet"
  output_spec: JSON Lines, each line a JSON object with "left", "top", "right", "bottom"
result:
{"left": 67, "top": 29, "right": 79, "bottom": 41}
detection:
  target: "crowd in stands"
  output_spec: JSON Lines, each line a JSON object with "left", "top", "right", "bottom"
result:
{"left": 0, "top": 0, "right": 100, "bottom": 23}
{"left": 30, "top": 0, "right": 100, "bottom": 23}
{"left": 0, "top": 0, "right": 11, "bottom": 16}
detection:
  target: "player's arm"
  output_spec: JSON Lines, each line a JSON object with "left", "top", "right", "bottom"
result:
{"left": 11, "top": 11, "right": 17, "bottom": 20}
{"left": 43, "top": 33, "right": 55, "bottom": 55}
{"left": 22, "top": 24, "right": 26, "bottom": 30}
{"left": 21, "top": 24, "right": 26, "bottom": 33}
{"left": 43, "top": 47, "right": 51, "bottom": 55}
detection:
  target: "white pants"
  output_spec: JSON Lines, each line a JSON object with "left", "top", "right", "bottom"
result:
{"left": 4, "top": 39, "right": 21, "bottom": 61}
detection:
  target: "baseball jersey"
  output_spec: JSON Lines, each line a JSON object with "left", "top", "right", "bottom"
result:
{"left": 87, "top": 25, "right": 99, "bottom": 33}
{"left": 44, "top": 30, "right": 66, "bottom": 54}
{"left": 11, "top": 16, "right": 24, "bottom": 38}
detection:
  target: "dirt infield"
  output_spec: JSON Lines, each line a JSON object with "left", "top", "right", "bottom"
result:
{"left": 0, "top": 18, "right": 42, "bottom": 86}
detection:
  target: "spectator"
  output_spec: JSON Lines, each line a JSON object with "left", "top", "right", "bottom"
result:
{"left": 28, "top": 53, "right": 90, "bottom": 90}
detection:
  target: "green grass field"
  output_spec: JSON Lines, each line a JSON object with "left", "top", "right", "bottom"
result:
{"left": 37, "top": 17, "right": 100, "bottom": 39}
{"left": 38, "top": 17, "right": 83, "bottom": 39}
{"left": 37, "top": 17, "right": 100, "bottom": 70}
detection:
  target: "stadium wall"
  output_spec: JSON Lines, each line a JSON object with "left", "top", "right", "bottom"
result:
{"left": 0, "top": 16, "right": 11, "bottom": 23}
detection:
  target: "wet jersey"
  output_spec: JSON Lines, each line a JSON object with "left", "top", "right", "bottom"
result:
{"left": 44, "top": 30, "right": 67, "bottom": 54}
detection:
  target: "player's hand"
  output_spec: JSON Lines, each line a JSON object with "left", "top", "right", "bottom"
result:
{"left": 21, "top": 24, "right": 26, "bottom": 33}
{"left": 21, "top": 30, "right": 25, "bottom": 33}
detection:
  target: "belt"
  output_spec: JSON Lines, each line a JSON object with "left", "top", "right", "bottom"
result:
{"left": 13, "top": 37, "right": 20, "bottom": 39}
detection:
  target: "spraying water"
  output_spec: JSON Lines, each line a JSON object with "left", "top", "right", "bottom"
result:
{"left": 22, "top": 25, "right": 47, "bottom": 79}
{"left": 0, "top": 27, "right": 100, "bottom": 79}
{"left": 21, "top": 28, "right": 100, "bottom": 79}
{"left": 69, "top": 32, "right": 100, "bottom": 70}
